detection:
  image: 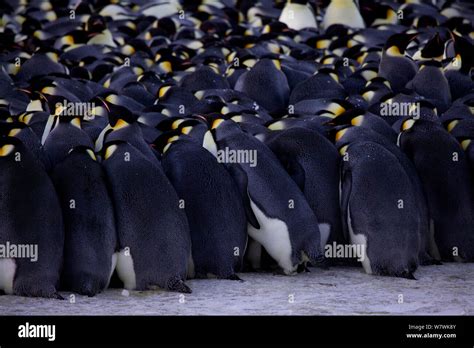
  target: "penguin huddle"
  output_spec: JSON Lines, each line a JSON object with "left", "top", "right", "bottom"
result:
{"left": 0, "top": 0, "right": 473, "bottom": 299}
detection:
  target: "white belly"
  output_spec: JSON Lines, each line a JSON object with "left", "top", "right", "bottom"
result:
{"left": 319, "top": 223, "right": 331, "bottom": 250}
{"left": 279, "top": 4, "right": 317, "bottom": 30}
{"left": 247, "top": 199, "right": 296, "bottom": 275}
{"left": 0, "top": 258, "right": 16, "bottom": 294}
{"left": 347, "top": 205, "right": 372, "bottom": 274}
{"left": 115, "top": 249, "right": 137, "bottom": 290}
{"left": 202, "top": 130, "right": 218, "bottom": 157}
{"left": 324, "top": 3, "right": 365, "bottom": 29}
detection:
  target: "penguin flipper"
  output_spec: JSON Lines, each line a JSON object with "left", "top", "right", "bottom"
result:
{"left": 227, "top": 164, "right": 260, "bottom": 229}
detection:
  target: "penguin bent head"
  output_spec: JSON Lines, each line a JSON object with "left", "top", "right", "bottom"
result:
{"left": 384, "top": 33, "right": 418, "bottom": 56}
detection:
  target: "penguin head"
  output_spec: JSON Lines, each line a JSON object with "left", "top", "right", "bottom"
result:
{"left": 209, "top": 118, "right": 240, "bottom": 141}
{"left": 266, "top": 118, "right": 294, "bottom": 131}
{"left": 178, "top": 118, "right": 208, "bottom": 135}
{"left": 448, "top": 34, "right": 474, "bottom": 74}
{"left": 316, "top": 67, "right": 341, "bottom": 84}
{"left": 316, "top": 99, "right": 353, "bottom": 118}
{"left": 156, "top": 117, "right": 186, "bottom": 132}
{"left": 384, "top": 33, "right": 418, "bottom": 56}
{"left": 333, "top": 124, "right": 357, "bottom": 146}
{"left": 85, "top": 15, "right": 107, "bottom": 35}
{"left": 417, "top": 33, "right": 445, "bottom": 61}
{"left": 152, "top": 130, "right": 183, "bottom": 155}
{"left": 101, "top": 140, "right": 128, "bottom": 161}
{"left": 0, "top": 121, "right": 27, "bottom": 138}
{"left": 94, "top": 118, "right": 132, "bottom": 153}
{"left": 327, "top": 108, "right": 365, "bottom": 126}
{"left": 101, "top": 93, "right": 139, "bottom": 125}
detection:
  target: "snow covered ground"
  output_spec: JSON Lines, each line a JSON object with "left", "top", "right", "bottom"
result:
{"left": 1, "top": 263, "right": 473, "bottom": 315}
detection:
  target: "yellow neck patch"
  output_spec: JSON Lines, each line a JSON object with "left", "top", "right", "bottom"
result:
{"left": 212, "top": 119, "right": 225, "bottom": 129}
{"left": 104, "top": 145, "right": 118, "bottom": 160}
{"left": 335, "top": 128, "right": 348, "bottom": 141}
{"left": 386, "top": 46, "right": 402, "bottom": 57}
{"left": 0, "top": 144, "right": 15, "bottom": 157}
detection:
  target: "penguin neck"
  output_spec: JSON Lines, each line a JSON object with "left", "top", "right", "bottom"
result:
{"left": 385, "top": 46, "right": 404, "bottom": 57}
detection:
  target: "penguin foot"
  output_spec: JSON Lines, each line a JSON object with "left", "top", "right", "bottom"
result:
{"left": 419, "top": 252, "right": 442, "bottom": 266}
{"left": 14, "top": 282, "right": 64, "bottom": 300}
{"left": 420, "top": 259, "right": 442, "bottom": 266}
{"left": 296, "top": 264, "right": 311, "bottom": 273}
{"left": 401, "top": 272, "right": 417, "bottom": 280}
{"left": 311, "top": 258, "right": 330, "bottom": 270}
{"left": 73, "top": 279, "right": 103, "bottom": 297}
{"left": 52, "top": 292, "right": 65, "bottom": 300}
{"left": 225, "top": 274, "right": 243, "bottom": 281}
{"left": 167, "top": 277, "right": 192, "bottom": 294}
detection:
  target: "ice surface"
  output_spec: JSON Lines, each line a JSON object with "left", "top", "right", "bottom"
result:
{"left": 1, "top": 263, "right": 472, "bottom": 315}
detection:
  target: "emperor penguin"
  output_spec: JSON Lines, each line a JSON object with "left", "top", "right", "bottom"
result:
{"left": 158, "top": 133, "right": 247, "bottom": 280}
{"left": 210, "top": 119, "right": 324, "bottom": 275}
{"left": 102, "top": 140, "right": 192, "bottom": 293}
{"left": 339, "top": 141, "right": 420, "bottom": 278}
{"left": 234, "top": 59, "right": 290, "bottom": 117}
{"left": 398, "top": 119, "right": 474, "bottom": 262}
{"left": 279, "top": 0, "right": 317, "bottom": 31}
{"left": 407, "top": 61, "right": 452, "bottom": 113}
{"left": 0, "top": 137, "right": 64, "bottom": 298}
{"left": 264, "top": 126, "right": 343, "bottom": 248}
{"left": 379, "top": 33, "right": 418, "bottom": 93}
{"left": 444, "top": 35, "right": 474, "bottom": 101}
{"left": 44, "top": 118, "right": 117, "bottom": 296}
{"left": 335, "top": 126, "right": 436, "bottom": 265}
{"left": 323, "top": 0, "right": 365, "bottom": 29}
